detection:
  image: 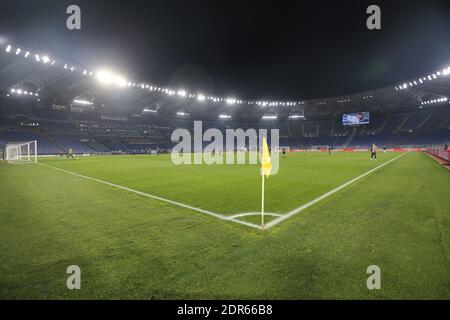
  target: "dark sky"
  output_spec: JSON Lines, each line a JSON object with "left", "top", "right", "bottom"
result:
{"left": 1, "top": 0, "right": 450, "bottom": 100}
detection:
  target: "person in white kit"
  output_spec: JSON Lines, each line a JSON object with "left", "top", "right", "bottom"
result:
{"left": 370, "top": 144, "right": 377, "bottom": 160}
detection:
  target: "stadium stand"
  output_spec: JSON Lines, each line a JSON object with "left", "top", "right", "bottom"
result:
{"left": 0, "top": 42, "right": 449, "bottom": 154}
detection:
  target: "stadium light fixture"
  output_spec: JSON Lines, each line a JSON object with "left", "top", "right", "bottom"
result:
{"left": 114, "top": 75, "right": 127, "bottom": 88}
{"left": 24, "top": 51, "right": 30, "bottom": 58}
{"left": 73, "top": 99, "right": 93, "bottom": 106}
{"left": 42, "top": 55, "right": 50, "bottom": 64}
{"left": 197, "top": 94, "right": 206, "bottom": 101}
{"left": 218, "top": 114, "right": 231, "bottom": 119}
{"left": 35, "top": 54, "right": 40, "bottom": 62}
{"left": 262, "top": 115, "right": 277, "bottom": 120}
{"left": 226, "top": 98, "right": 236, "bottom": 105}
{"left": 15, "top": 48, "right": 21, "bottom": 55}
{"left": 96, "top": 70, "right": 114, "bottom": 84}
{"left": 177, "top": 90, "right": 186, "bottom": 97}
{"left": 289, "top": 115, "right": 304, "bottom": 119}
{"left": 5, "top": 45, "right": 11, "bottom": 53}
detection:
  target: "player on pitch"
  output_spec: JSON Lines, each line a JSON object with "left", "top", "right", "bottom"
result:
{"left": 370, "top": 144, "right": 377, "bottom": 161}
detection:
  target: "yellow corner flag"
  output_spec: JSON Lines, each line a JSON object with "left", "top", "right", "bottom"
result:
{"left": 260, "top": 137, "right": 271, "bottom": 228}
{"left": 261, "top": 137, "right": 272, "bottom": 178}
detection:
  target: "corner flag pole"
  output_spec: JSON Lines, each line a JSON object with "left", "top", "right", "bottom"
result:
{"left": 261, "top": 170, "right": 265, "bottom": 228}
{"left": 260, "top": 137, "right": 271, "bottom": 229}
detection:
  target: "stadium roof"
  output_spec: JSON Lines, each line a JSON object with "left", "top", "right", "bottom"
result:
{"left": 1, "top": 41, "right": 449, "bottom": 121}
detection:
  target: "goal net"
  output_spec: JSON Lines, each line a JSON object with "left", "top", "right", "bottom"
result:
{"left": 2, "top": 140, "right": 38, "bottom": 164}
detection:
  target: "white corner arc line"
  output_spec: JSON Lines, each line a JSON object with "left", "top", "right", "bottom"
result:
{"left": 228, "top": 212, "right": 282, "bottom": 219}
{"left": 38, "top": 162, "right": 261, "bottom": 230}
{"left": 264, "top": 152, "right": 407, "bottom": 229}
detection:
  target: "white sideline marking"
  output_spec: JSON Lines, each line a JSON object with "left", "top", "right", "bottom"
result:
{"left": 264, "top": 152, "right": 407, "bottom": 229}
{"left": 38, "top": 162, "right": 261, "bottom": 230}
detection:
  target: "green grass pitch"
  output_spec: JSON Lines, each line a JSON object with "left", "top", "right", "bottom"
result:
{"left": 0, "top": 151, "right": 449, "bottom": 299}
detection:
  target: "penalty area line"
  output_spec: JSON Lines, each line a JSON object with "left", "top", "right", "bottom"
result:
{"left": 264, "top": 152, "right": 408, "bottom": 229}
{"left": 37, "top": 162, "right": 261, "bottom": 230}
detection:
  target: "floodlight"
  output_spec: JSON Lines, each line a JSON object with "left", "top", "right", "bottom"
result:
{"left": 177, "top": 90, "right": 186, "bottom": 97}
{"left": 73, "top": 99, "right": 93, "bottom": 105}
{"left": 15, "top": 48, "right": 21, "bottom": 55}
{"left": 262, "top": 115, "right": 277, "bottom": 119}
{"left": 114, "top": 75, "right": 127, "bottom": 88}
{"left": 226, "top": 98, "right": 236, "bottom": 105}
{"left": 197, "top": 94, "right": 205, "bottom": 101}
{"left": 96, "top": 70, "right": 113, "bottom": 84}
{"left": 42, "top": 56, "right": 50, "bottom": 64}
{"left": 24, "top": 51, "right": 30, "bottom": 58}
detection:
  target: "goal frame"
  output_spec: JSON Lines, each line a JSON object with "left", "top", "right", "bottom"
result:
{"left": 3, "top": 140, "right": 38, "bottom": 164}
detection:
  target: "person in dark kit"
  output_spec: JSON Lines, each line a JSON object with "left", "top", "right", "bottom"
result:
{"left": 445, "top": 144, "right": 448, "bottom": 151}
{"left": 282, "top": 148, "right": 286, "bottom": 158}
{"left": 328, "top": 146, "right": 331, "bottom": 155}
{"left": 67, "top": 148, "right": 75, "bottom": 159}
{"left": 370, "top": 144, "right": 377, "bottom": 161}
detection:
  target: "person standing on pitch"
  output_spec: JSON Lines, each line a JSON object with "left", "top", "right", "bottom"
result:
{"left": 67, "top": 148, "right": 75, "bottom": 159}
{"left": 370, "top": 144, "right": 377, "bottom": 161}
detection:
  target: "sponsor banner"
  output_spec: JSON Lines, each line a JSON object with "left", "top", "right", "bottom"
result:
{"left": 427, "top": 149, "right": 450, "bottom": 161}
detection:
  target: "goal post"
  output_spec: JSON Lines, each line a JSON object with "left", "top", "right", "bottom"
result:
{"left": 2, "top": 140, "right": 38, "bottom": 164}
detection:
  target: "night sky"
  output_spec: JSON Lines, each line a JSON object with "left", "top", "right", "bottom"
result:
{"left": 1, "top": 0, "right": 450, "bottom": 100}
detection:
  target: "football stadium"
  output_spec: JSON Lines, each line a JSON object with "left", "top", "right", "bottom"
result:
{"left": 0, "top": 1, "right": 449, "bottom": 302}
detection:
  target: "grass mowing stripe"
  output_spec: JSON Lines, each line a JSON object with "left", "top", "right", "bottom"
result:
{"left": 265, "top": 152, "right": 407, "bottom": 229}
{"left": 37, "top": 162, "right": 262, "bottom": 230}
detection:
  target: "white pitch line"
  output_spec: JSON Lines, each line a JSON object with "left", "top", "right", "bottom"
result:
{"left": 228, "top": 212, "right": 282, "bottom": 219}
{"left": 264, "top": 152, "right": 407, "bottom": 229}
{"left": 38, "top": 162, "right": 261, "bottom": 230}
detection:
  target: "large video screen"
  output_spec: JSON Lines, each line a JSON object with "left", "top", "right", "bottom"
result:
{"left": 342, "top": 111, "right": 370, "bottom": 126}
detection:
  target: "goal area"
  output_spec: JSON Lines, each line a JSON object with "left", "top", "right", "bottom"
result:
{"left": 1, "top": 140, "right": 38, "bottom": 164}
